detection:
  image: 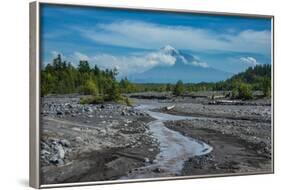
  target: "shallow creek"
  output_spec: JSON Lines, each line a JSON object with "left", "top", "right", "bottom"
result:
{"left": 120, "top": 104, "right": 213, "bottom": 179}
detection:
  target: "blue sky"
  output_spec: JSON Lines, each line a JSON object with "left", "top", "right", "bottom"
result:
{"left": 40, "top": 4, "right": 272, "bottom": 76}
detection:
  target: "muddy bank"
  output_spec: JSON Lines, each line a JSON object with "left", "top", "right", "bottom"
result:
{"left": 128, "top": 92, "right": 172, "bottom": 100}
{"left": 164, "top": 118, "right": 272, "bottom": 175}
{"left": 40, "top": 95, "right": 160, "bottom": 184}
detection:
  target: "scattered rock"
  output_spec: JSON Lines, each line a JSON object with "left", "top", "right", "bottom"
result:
{"left": 75, "top": 136, "right": 83, "bottom": 142}
{"left": 59, "top": 139, "right": 71, "bottom": 147}
{"left": 56, "top": 145, "right": 65, "bottom": 159}
{"left": 152, "top": 167, "right": 163, "bottom": 173}
{"left": 144, "top": 157, "right": 150, "bottom": 163}
{"left": 121, "top": 111, "right": 126, "bottom": 116}
{"left": 152, "top": 159, "right": 158, "bottom": 164}
{"left": 85, "top": 107, "right": 92, "bottom": 112}
{"left": 41, "top": 149, "right": 50, "bottom": 155}
{"left": 56, "top": 110, "right": 63, "bottom": 115}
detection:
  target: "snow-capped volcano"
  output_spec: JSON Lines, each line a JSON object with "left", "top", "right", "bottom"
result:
{"left": 128, "top": 45, "right": 233, "bottom": 83}
{"left": 158, "top": 45, "right": 208, "bottom": 68}
{"left": 160, "top": 45, "right": 180, "bottom": 55}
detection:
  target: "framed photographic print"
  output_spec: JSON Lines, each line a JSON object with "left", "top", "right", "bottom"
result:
{"left": 29, "top": 1, "right": 274, "bottom": 188}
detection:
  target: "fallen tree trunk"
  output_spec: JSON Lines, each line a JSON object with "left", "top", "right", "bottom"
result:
{"left": 166, "top": 105, "right": 175, "bottom": 110}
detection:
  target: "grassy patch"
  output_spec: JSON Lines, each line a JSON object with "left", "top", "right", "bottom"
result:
{"left": 80, "top": 95, "right": 133, "bottom": 106}
{"left": 117, "top": 97, "right": 133, "bottom": 107}
{"left": 80, "top": 95, "right": 104, "bottom": 104}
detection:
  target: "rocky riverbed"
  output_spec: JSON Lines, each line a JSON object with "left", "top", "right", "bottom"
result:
{"left": 156, "top": 97, "right": 272, "bottom": 175}
{"left": 40, "top": 94, "right": 273, "bottom": 185}
{"left": 155, "top": 99, "right": 271, "bottom": 122}
{"left": 40, "top": 95, "right": 160, "bottom": 184}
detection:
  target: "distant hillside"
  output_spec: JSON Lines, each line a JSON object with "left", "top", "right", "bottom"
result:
{"left": 227, "top": 64, "right": 271, "bottom": 84}
{"left": 186, "top": 64, "right": 272, "bottom": 94}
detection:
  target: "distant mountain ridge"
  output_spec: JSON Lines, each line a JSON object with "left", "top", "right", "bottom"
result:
{"left": 128, "top": 45, "right": 233, "bottom": 83}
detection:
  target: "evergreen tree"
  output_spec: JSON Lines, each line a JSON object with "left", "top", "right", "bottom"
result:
{"left": 166, "top": 83, "right": 171, "bottom": 91}
{"left": 173, "top": 80, "right": 185, "bottom": 96}
{"left": 106, "top": 81, "right": 120, "bottom": 101}
{"left": 78, "top": 61, "right": 91, "bottom": 73}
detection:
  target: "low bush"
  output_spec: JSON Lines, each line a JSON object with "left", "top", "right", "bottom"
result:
{"left": 173, "top": 80, "right": 184, "bottom": 96}
{"left": 232, "top": 82, "right": 253, "bottom": 100}
{"left": 117, "top": 97, "right": 133, "bottom": 106}
{"left": 80, "top": 80, "right": 99, "bottom": 95}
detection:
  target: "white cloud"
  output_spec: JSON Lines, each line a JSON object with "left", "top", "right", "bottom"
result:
{"left": 50, "top": 51, "right": 64, "bottom": 58}
{"left": 73, "top": 51, "right": 90, "bottom": 61}
{"left": 49, "top": 51, "right": 67, "bottom": 62}
{"left": 145, "top": 51, "right": 176, "bottom": 66}
{"left": 193, "top": 61, "right": 209, "bottom": 68}
{"left": 72, "top": 51, "right": 176, "bottom": 77}
{"left": 71, "top": 49, "right": 208, "bottom": 77}
{"left": 239, "top": 56, "right": 259, "bottom": 65}
{"left": 78, "top": 20, "right": 271, "bottom": 55}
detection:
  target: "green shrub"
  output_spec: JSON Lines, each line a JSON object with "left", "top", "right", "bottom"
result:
{"left": 238, "top": 83, "right": 253, "bottom": 100}
{"left": 105, "top": 81, "right": 121, "bottom": 101}
{"left": 122, "top": 97, "right": 133, "bottom": 106}
{"left": 262, "top": 78, "right": 271, "bottom": 97}
{"left": 232, "top": 82, "right": 253, "bottom": 100}
{"left": 173, "top": 80, "right": 184, "bottom": 96}
{"left": 231, "top": 88, "right": 239, "bottom": 99}
{"left": 80, "top": 80, "right": 98, "bottom": 95}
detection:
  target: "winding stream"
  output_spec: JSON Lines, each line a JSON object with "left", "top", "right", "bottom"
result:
{"left": 121, "top": 104, "right": 213, "bottom": 179}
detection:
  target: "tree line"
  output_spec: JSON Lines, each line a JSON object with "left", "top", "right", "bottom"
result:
{"left": 41, "top": 55, "right": 124, "bottom": 103}
{"left": 41, "top": 55, "right": 271, "bottom": 102}
{"left": 175, "top": 64, "right": 271, "bottom": 99}
{"left": 131, "top": 64, "right": 271, "bottom": 99}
